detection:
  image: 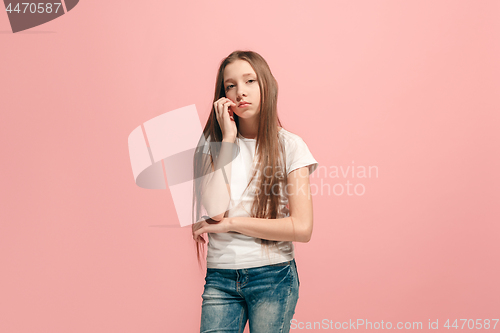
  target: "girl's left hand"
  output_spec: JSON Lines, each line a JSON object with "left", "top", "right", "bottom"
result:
{"left": 192, "top": 217, "right": 232, "bottom": 242}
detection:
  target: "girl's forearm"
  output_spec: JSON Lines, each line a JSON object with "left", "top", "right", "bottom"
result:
{"left": 229, "top": 216, "right": 311, "bottom": 243}
{"left": 201, "top": 140, "right": 235, "bottom": 221}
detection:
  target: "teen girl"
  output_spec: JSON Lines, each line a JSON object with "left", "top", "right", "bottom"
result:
{"left": 192, "top": 50, "right": 318, "bottom": 333}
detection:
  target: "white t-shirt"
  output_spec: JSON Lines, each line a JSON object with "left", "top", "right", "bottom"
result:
{"left": 200, "top": 128, "right": 318, "bottom": 269}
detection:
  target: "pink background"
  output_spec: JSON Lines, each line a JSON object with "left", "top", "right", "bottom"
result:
{"left": 1, "top": 0, "right": 499, "bottom": 332}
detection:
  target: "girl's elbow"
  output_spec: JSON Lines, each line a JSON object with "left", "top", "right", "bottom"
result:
{"left": 203, "top": 209, "right": 225, "bottom": 222}
{"left": 202, "top": 199, "right": 229, "bottom": 222}
{"left": 302, "top": 230, "right": 312, "bottom": 243}
{"left": 299, "top": 222, "right": 313, "bottom": 243}
{"left": 202, "top": 203, "right": 225, "bottom": 222}
{"left": 210, "top": 213, "right": 224, "bottom": 222}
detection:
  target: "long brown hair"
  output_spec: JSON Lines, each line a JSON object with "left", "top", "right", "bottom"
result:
{"left": 192, "top": 50, "right": 289, "bottom": 269}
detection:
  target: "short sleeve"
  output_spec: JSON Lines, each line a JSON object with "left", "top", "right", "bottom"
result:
{"left": 286, "top": 137, "right": 319, "bottom": 176}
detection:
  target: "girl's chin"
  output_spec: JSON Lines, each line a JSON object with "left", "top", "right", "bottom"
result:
{"left": 235, "top": 111, "right": 258, "bottom": 119}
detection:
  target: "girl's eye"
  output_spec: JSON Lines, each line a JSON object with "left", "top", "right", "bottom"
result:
{"left": 226, "top": 80, "right": 255, "bottom": 90}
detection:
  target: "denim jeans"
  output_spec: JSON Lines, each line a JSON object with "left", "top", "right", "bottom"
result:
{"left": 200, "top": 259, "right": 300, "bottom": 333}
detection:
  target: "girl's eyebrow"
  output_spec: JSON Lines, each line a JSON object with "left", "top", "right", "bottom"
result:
{"left": 224, "top": 73, "right": 255, "bottom": 83}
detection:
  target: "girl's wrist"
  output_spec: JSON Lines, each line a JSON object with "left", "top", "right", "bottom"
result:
{"left": 226, "top": 217, "right": 236, "bottom": 232}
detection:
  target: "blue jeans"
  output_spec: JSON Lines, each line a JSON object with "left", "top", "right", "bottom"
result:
{"left": 200, "top": 259, "right": 300, "bottom": 333}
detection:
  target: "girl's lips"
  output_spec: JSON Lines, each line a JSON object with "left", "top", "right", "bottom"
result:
{"left": 239, "top": 103, "right": 250, "bottom": 108}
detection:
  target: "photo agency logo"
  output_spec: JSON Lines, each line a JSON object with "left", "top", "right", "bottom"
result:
{"left": 309, "top": 161, "right": 379, "bottom": 197}
{"left": 4, "top": 0, "right": 79, "bottom": 33}
{"left": 250, "top": 162, "right": 379, "bottom": 198}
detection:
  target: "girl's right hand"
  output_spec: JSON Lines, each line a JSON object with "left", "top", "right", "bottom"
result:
{"left": 214, "top": 97, "right": 237, "bottom": 142}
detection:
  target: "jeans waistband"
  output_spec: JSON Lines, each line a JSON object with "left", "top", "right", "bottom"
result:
{"left": 267, "top": 259, "right": 293, "bottom": 267}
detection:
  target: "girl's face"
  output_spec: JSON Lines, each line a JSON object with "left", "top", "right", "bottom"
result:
{"left": 223, "top": 59, "right": 261, "bottom": 120}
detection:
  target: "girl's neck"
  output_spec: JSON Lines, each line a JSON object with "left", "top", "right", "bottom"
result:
{"left": 238, "top": 125, "right": 283, "bottom": 140}
{"left": 237, "top": 118, "right": 259, "bottom": 139}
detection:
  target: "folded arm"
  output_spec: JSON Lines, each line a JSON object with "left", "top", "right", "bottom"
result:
{"left": 228, "top": 166, "right": 314, "bottom": 243}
